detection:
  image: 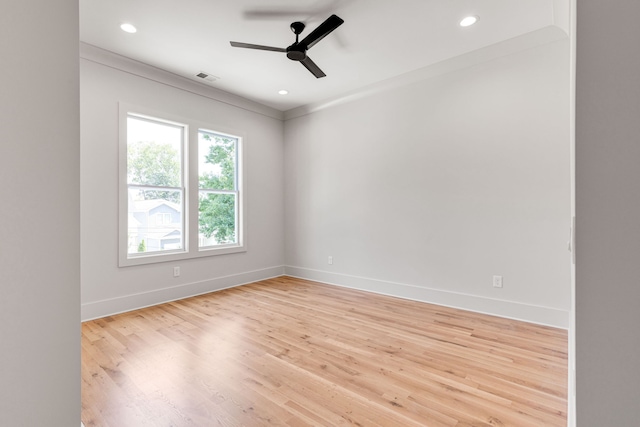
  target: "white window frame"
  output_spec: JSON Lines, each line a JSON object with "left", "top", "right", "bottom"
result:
{"left": 119, "top": 103, "right": 246, "bottom": 267}
{"left": 197, "top": 129, "right": 241, "bottom": 250}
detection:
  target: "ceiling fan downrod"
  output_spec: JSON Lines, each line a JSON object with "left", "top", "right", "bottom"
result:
{"left": 287, "top": 22, "right": 307, "bottom": 61}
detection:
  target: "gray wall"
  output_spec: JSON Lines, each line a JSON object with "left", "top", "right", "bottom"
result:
{"left": 284, "top": 38, "right": 571, "bottom": 328}
{"left": 0, "top": 1, "right": 80, "bottom": 425}
{"left": 80, "top": 50, "right": 285, "bottom": 320}
{"left": 576, "top": 0, "right": 640, "bottom": 424}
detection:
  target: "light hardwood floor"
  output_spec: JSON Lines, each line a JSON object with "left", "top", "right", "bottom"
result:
{"left": 81, "top": 276, "right": 567, "bottom": 426}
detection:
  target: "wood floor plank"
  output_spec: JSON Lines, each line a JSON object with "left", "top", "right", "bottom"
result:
{"left": 82, "top": 276, "right": 567, "bottom": 426}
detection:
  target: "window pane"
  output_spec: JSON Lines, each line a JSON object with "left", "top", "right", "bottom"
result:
{"left": 198, "top": 131, "right": 236, "bottom": 191}
{"left": 128, "top": 188, "right": 183, "bottom": 254}
{"left": 127, "top": 116, "right": 182, "bottom": 187}
{"left": 198, "top": 192, "right": 236, "bottom": 247}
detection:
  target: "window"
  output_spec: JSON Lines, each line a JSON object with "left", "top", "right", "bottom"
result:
{"left": 119, "top": 104, "right": 244, "bottom": 266}
{"left": 198, "top": 130, "right": 239, "bottom": 248}
{"left": 126, "top": 115, "right": 185, "bottom": 256}
{"left": 155, "top": 213, "right": 172, "bottom": 225}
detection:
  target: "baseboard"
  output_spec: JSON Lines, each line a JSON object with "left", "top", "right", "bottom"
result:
{"left": 81, "top": 265, "right": 569, "bottom": 328}
{"left": 81, "top": 266, "right": 285, "bottom": 321}
{"left": 284, "top": 266, "right": 569, "bottom": 329}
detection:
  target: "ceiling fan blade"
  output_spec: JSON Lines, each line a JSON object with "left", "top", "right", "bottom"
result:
{"left": 300, "top": 14, "right": 344, "bottom": 49}
{"left": 230, "top": 41, "right": 286, "bottom": 52}
{"left": 300, "top": 56, "right": 326, "bottom": 78}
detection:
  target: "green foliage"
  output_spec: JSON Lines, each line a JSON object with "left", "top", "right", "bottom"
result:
{"left": 127, "top": 141, "right": 181, "bottom": 203}
{"left": 199, "top": 135, "right": 235, "bottom": 191}
{"left": 137, "top": 239, "right": 146, "bottom": 253}
{"left": 127, "top": 133, "right": 237, "bottom": 245}
{"left": 199, "top": 134, "right": 236, "bottom": 243}
{"left": 199, "top": 194, "right": 235, "bottom": 243}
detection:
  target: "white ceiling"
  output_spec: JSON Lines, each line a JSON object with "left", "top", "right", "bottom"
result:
{"left": 80, "top": 0, "right": 567, "bottom": 112}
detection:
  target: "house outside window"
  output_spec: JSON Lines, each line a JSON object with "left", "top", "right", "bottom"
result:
{"left": 119, "top": 104, "right": 244, "bottom": 266}
{"left": 126, "top": 115, "right": 184, "bottom": 256}
{"left": 155, "top": 212, "right": 172, "bottom": 225}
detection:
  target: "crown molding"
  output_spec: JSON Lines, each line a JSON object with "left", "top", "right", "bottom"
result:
{"left": 80, "top": 42, "right": 284, "bottom": 121}
{"left": 284, "top": 25, "right": 568, "bottom": 121}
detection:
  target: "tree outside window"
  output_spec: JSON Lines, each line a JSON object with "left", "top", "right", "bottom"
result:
{"left": 120, "top": 107, "right": 244, "bottom": 266}
{"left": 198, "top": 131, "right": 238, "bottom": 247}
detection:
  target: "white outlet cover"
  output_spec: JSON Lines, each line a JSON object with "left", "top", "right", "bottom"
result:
{"left": 492, "top": 275, "right": 503, "bottom": 288}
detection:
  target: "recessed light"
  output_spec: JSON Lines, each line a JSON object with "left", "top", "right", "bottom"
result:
{"left": 278, "top": 90, "right": 289, "bottom": 95}
{"left": 120, "top": 23, "right": 137, "bottom": 33}
{"left": 459, "top": 16, "right": 478, "bottom": 27}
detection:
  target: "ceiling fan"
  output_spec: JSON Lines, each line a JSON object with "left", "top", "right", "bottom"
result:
{"left": 230, "top": 14, "right": 344, "bottom": 78}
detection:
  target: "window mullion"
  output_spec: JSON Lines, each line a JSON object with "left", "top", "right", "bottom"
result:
{"left": 198, "top": 189, "right": 237, "bottom": 196}
{"left": 188, "top": 125, "right": 200, "bottom": 254}
{"left": 128, "top": 184, "right": 183, "bottom": 192}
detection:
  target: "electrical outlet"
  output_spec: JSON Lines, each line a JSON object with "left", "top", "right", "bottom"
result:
{"left": 173, "top": 266, "right": 180, "bottom": 277}
{"left": 328, "top": 256, "right": 333, "bottom": 265}
{"left": 492, "top": 275, "right": 503, "bottom": 288}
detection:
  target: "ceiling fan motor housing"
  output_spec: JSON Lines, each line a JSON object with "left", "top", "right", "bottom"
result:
{"left": 286, "top": 46, "right": 306, "bottom": 61}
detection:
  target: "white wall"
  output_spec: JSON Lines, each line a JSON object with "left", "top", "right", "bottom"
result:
{"left": 0, "top": 1, "right": 80, "bottom": 425}
{"left": 576, "top": 0, "right": 640, "bottom": 424}
{"left": 284, "top": 38, "right": 571, "bottom": 327}
{"left": 553, "top": 0, "right": 571, "bottom": 34}
{"left": 80, "top": 48, "right": 285, "bottom": 320}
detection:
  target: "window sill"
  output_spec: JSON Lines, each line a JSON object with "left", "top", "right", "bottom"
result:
{"left": 118, "top": 244, "right": 246, "bottom": 267}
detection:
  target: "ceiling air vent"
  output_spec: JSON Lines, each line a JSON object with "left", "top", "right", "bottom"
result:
{"left": 195, "top": 71, "right": 219, "bottom": 83}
